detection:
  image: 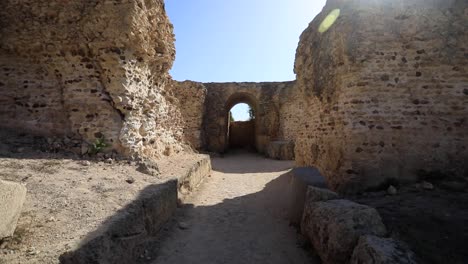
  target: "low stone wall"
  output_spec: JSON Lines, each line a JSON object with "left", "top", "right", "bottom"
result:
{"left": 60, "top": 155, "right": 211, "bottom": 263}
{"left": 176, "top": 155, "right": 212, "bottom": 202}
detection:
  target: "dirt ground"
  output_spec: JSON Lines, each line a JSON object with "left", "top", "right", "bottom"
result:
{"left": 3, "top": 130, "right": 466, "bottom": 264}
{"left": 0, "top": 131, "right": 207, "bottom": 264}
{"left": 153, "top": 151, "right": 317, "bottom": 264}
{"left": 352, "top": 185, "right": 468, "bottom": 264}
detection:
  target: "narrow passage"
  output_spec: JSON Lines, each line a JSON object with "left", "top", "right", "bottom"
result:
{"left": 153, "top": 152, "right": 316, "bottom": 264}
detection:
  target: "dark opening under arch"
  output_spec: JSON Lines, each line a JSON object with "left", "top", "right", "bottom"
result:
{"left": 225, "top": 93, "right": 258, "bottom": 152}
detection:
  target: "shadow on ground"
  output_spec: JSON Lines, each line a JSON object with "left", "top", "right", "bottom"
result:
{"left": 58, "top": 155, "right": 317, "bottom": 264}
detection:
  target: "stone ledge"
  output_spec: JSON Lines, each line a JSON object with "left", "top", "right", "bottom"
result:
{"left": 175, "top": 154, "right": 212, "bottom": 203}
{"left": 60, "top": 157, "right": 212, "bottom": 264}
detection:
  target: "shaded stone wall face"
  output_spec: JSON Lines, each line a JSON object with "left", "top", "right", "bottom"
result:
{"left": 229, "top": 121, "right": 255, "bottom": 149}
{"left": 294, "top": 0, "right": 468, "bottom": 192}
{"left": 0, "top": 0, "right": 189, "bottom": 158}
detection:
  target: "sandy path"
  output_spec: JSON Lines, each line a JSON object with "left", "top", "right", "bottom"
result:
{"left": 153, "top": 152, "right": 316, "bottom": 264}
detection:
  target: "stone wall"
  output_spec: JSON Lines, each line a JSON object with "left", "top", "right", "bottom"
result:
{"left": 171, "top": 81, "right": 207, "bottom": 150}
{"left": 294, "top": 0, "right": 468, "bottom": 192}
{"left": 0, "top": 0, "right": 189, "bottom": 159}
{"left": 229, "top": 121, "right": 255, "bottom": 149}
{"left": 202, "top": 82, "right": 294, "bottom": 153}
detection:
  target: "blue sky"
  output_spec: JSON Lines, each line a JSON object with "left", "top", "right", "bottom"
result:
{"left": 165, "top": 0, "right": 326, "bottom": 120}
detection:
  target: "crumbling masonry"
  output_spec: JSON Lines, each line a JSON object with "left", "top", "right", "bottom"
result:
{"left": 1, "top": 0, "right": 467, "bottom": 193}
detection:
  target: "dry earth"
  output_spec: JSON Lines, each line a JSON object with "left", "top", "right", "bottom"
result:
{"left": 353, "top": 185, "right": 468, "bottom": 264}
{"left": 153, "top": 151, "right": 317, "bottom": 264}
{"left": 0, "top": 131, "right": 207, "bottom": 264}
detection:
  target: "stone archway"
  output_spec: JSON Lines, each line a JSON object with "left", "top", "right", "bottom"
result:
{"left": 202, "top": 82, "right": 283, "bottom": 154}
{"left": 225, "top": 93, "right": 258, "bottom": 151}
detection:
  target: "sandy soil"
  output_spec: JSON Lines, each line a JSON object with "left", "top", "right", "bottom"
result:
{"left": 0, "top": 131, "right": 207, "bottom": 264}
{"left": 153, "top": 151, "right": 317, "bottom": 264}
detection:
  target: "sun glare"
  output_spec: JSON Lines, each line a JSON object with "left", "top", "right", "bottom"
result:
{"left": 318, "top": 9, "right": 341, "bottom": 33}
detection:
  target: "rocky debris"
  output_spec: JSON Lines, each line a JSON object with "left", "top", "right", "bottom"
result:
{"left": 301, "top": 199, "right": 387, "bottom": 264}
{"left": 137, "top": 159, "right": 160, "bottom": 177}
{"left": 0, "top": 180, "right": 27, "bottom": 239}
{"left": 350, "top": 235, "right": 418, "bottom": 264}
{"left": 288, "top": 167, "right": 330, "bottom": 225}
{"left": 79, "top": 160, "right": 91, "bottom": 166}
{"left": 422, "top": 181, "right": 434, "bottom": 190}
{"left": 266, "top": 140, "right": 295, "bottom": 160}
{"left": 387, "top": 185, "right": 397, "bottom": 195}
{"left": 125, "top": 177, "right": 135, "bottom": 184}
{"left": 178, "top": 221, "right": 190, "bottom": 230}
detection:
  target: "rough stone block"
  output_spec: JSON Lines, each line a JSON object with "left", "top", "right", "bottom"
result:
{"left": 287, "top": 167, "right": 330, "bottom": 225}
{"left": 0, "top": 180, "right": 27, "bottom": 239}
{"left": 301, "top": 199, "right": 387, "bottom": 264}
{"left": 305, "top": 186, "right": 339, "bottom": 205}
{"left": 350, "top": 235, "right": 418, "bottom": 264}
{"left": 266, "top": 140, "right": 295, "bottom": 160}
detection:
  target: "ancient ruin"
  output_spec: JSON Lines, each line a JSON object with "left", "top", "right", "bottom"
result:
{"left": 0, "top": 0, "right": 467, "bottom": 263}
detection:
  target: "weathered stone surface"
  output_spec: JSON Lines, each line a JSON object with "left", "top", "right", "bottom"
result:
{"left": 229, "top": 121, "right": 256, "bottom": 149}
{"left": 350, "top": 235, "right": 418, "bottom": 264}
{"left": 137, "top": 159, "right": 160, "bottom": 177}
{"left": 172, "top": 81, "right": 207, "bottom": 150}
{"left": 202, "top": 82, "right": 295, "bottom": 153}
{"left": 288, "top": 167, "right": 332, "bottom": 225}
{"left": 301, "top": 199, "right": 387, "bottom": 264}
{"left": 0, "top": 180, "right": 27, "bottom": 239}
{"left": 266, "top": 140, "right": 295, "bottom": 160}
{"left": 0, "top": 0, "right": 189, "bottom": 160}
{"left": 290, "top": 185, "right": 338, "bottom": 226}
{"left": 175, "top": 155, "right": 212, "bottom": 203}
{"left": 305, "top": 186, "right": 339, "bottom": 204}
{"left": 60, "top": 180, "right": 178, "bottom": 264}
{"left": 293, "top": 0, "right": 468, "bottom": 193}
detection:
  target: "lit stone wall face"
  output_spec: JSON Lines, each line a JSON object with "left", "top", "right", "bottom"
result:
{"left": 171, "top": 81, "right": 207, "bottom": 150}
{"left": 0, "top": 0, "right": 189, "bottom": 158}
{"left": 294, "top": 0, "right": 468, "bottom": 192}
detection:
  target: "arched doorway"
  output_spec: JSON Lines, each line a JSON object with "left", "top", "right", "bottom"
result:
{"left": 225, "top": 93, "right": 258, "bottom": 152}
{"left": 228, "top": 103, "right": 256, "bottom": 150}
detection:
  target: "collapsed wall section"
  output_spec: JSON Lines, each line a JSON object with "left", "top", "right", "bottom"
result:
{"left": 294, "top": 0, "right": 468, "bottom": 192}
{"left": 0, "top": 0, "right": 189, "bottom": 159}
